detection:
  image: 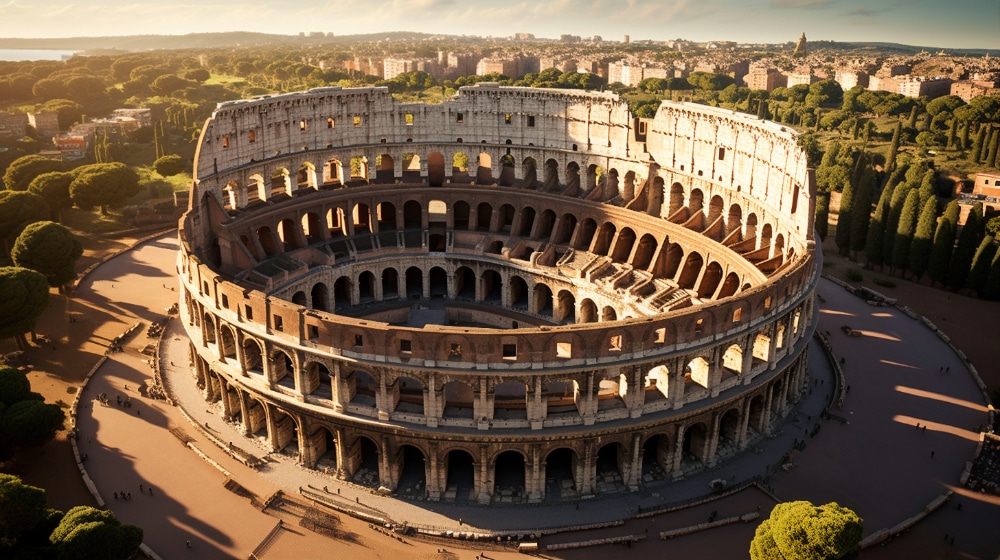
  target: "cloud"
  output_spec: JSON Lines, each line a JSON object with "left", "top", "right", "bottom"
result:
{"left": 769, "top": 0, "right": 836, "bottom": 8}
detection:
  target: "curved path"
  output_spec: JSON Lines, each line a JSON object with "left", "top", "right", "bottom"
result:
{"left": 70, "top": 233, "right": 1000, "bottom": 559}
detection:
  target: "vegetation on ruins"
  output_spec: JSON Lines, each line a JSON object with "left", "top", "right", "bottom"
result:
{"left": 750, "top": 500, "right": 863, "bottom": 560}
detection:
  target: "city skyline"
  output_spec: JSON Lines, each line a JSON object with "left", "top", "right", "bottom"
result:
{"left": 0, "top": 0, "right": 996, "bottom": 50}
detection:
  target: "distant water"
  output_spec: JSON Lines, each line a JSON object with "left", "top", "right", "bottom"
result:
{"left": 0, "top": 49, "right": 80, "bottom": 61}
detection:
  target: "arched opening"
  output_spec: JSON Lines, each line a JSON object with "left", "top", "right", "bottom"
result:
{"left": 242, "top": 340, "right": 263, "bottom": 375}
{"left": 203, "top": 314, "right": 217, "bottom": 344}
{"left": 352, "top": 203, "right": 372, "bottom": 234}
{"left": 401, "top": 153, "right": 421, "bottom": 182}
{"left": 689, "top": 188, "right": 705, "bottom": 217}
{"left": 375, "top": 153, "right": 395, "bottom": 183}
{"left": 708, "top": 195, "right": 724, "bottom": 224}
{"left": 683, "top": 422, "right": 709, "bottom": 466}
{"left": 509, "top": 276, "right": 528, "bottom": 309}
{"left": 351, "top": 436, "right": 380, "bottom": 486}
{"left": 719, "top": 408, "right": 742, "bottom": 454}
{"left": 515, "top": 206, "right": 536, "bottom": 237}
{"left": 220, "top": 326, "right": 237, "bottom": 362}
{"left": 397, "top": 445, "right": 426, "bottom": 498}
{"left": 349, "top": 370, "right": 376, "bottom": 408}
{"left": 521, "top": 157, "right": 538, "bottom": 189}
{"left": 718, "top": 272, "right": 740, "bottom": 299}
{"left": 745, "top": 213, "right": 758, "bottom": 241}
{"left": 455, "top": 266, "right": 476, "bottom": 299}
{"left": 499, "top": 154, "right": 516, "bottom": 186}
{"left": 302, "top": 212, "right": 322, "bottom": 244}
{"left": 535, "top": 209, "right": 556, "bottom": 240}
{"left": 494, "top": 381, "right": 527, "bottom": 420}
{"left": 669, "top": 183, "right": 685, "bottom": 215}
{"left": 544, "top": 448, "right": 577, "bottom": 500}
{"left": 727, "top": 204, "right": 743, "bottom": 236}
{"left": 476, "top": 202, "right": 493, "bottom": 231}
{"left": 677, "top": 251, "right": 704, "bottom": 290}
{"left": 722, "top": 344, "right": 743, "bottom": 377}
{"left": 592, "top": 222, "right": 616, "bottom": 256}
{"left": 451, "top": 151, "right": 471, "bottom": 182}
{"left": 304, "top": 361, "right": 332, "bottom": 399}
{"left": 333, "top": 276, "right": 351, "bottom": 309}
{"left": 358, "top": 271, "right": 376, "bottom": 302}
{"left": 553, "top": 213, "right": 577, "bottom": 245}
{"left": 494, "top": 451, "right": 526, "bottom": 502}
{"left": 429, "top": 266, "right": 447, "bottom": 297}
{"left": 748, "top": 395, "right": 766, "bottom": 434}
{"left": 687, "top": 356, "right": 710, "bottom": 390}
{"left": 277, "top": 218, "right": 301, "bottom": 251}
{"left": 586, "top": 164, "right": 602, "bottom": 192}
{"left": 610, "top": 227, "right": 636, "bottom": 262}
{"left": 574, "top": 219, "right": 597, "bottom": 250}
{"left": 256, "top": 226, "right": 278, "bottom": 256}
{"left": 271, "top": 350, "right": 294, "bottom": 390}
{"left": 382, "top": 267, "right": 400, "bottom": 299}
{"left": 601, "top": 306, "right": 617, "bottom": 322}
{"left": 323, "top": 159, "right": 342, "bottom": 185}
{"left": 297, "top": 162, "right": 317, "bottom": 189}
{"left": 642, "top": 434, "right": 670, "bottom": 481}
{"left": 427, "top": 152, "right": 445, "bottom": 186}
{"left": 697, "top": 261, "right": 724, "bottom": 299}
{"left": 453, "top": 201, "right": 471, "bottom": 230}
{"left": 533, "top": 283, "right": 553, "bottom": 317}
{"left": 403, "top": 200, "right": 422, "bottom": 230}
{"left": 481, "top": 270, "right": 502, "bottom": 302}
{"left": 596, "top": 443, "right": 625, "bottom": 493}
{"left": 312, "top": 427, "right": 337, "bottom": 472}
{"left": 579, "top": 299, "right": 598, "bottom": 323}
{"left": 633, "top": 233, "right": 657, "bottom": 270}
{"left": 394, "top": 376, "right": 424, "bottom": 415}
{"left": 556, "top": 290, "right": 576, "bottom": 324}
{"left": 405, "top": 266, "right": 423, "bottom": 298}
{"left": 349, "top": 155, "right": 369, "bottom": 183}
{"left": 271, "top": 410, "right": 299, "bottom": 456}
{"left": 476, "top": 152, "right": 493, "bottom": 184}
{"left": 377, "top": 202, "right": 397, "bottom": 231}
{"left": 442, "top": 381, "right": 474, "bottom": 418}
{"left": 445, "top": 450, "right": 475, "bottom": 501}
{"left": 498, "top": 204, "right": 515, "bottom": 232}
{"left": 327, "top": 207, "right": 347, "bottom": 238}
{"left": 292, "top": 291, "right": 307, "bottom": 307}
{"left": 270, "top": 168, "right": 290, "bottom": 193}
{"left": 543, "top": 158, "right": 560, "bottom": 191}
{"left": 565, "top": 161, "right": 581, "bottom": 194}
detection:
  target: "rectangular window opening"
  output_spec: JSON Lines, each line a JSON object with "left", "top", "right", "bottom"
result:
{"left": 556, "top": 342, "right": 572, "bottom": 358}
{"left": 505, "top": 113, "right": 512, "bottom": 124}
{"left": 449, "top": 343, "right": 462, "bottom": 358}
{"left": 608, "top": 335, "right": 623, "bottom": 352}
{"left": 733, "top": 308, "right": 743, "bottom": 322}
{"left": 527, "top": 116, "right": 536, "bottom": 127}
{"left": 353, "top": 116, "right": 362, "bottom": 126}
{"left": 354, "top": 334, "right": 363, "bottom": 347}
{"left": 400, "top": 339, "right": 412, "bottom": 352}
{"left": 502, "top": 343, "right": 517, "bottom": 359}
{"left": 405, "top": 113, "right": 414, "bottom": 125}
{"left": 456, "top": 112, "right": 464, "bottom": 123}
{"left": 273, "top": 315, "right": 283, "bottom": 332}
{"left": 244, "top": 305, "right": 253, "bottom": 320}
{"left": 221, "top": 294, "right": 229, "bottom": 309}
{"left": 299, "top": 119, "right": 307, "bottom": 131}
{"left": 327, "top": 117, "right": 335, "bottom": 128}
{"left": 308, "top": 325, "right": 319, "bottom": 339}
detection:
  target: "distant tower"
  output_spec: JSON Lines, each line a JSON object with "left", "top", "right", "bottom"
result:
{"left": 623, "top": 34, "right": 630, "bottom": 45}
{"left": 793, "top": 33, "right": 807, "bottom": 57}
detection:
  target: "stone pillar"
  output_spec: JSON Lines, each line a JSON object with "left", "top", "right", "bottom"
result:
{"left": 705, "top": 412, "right": 722, "bottom": 468}
{"left": 708, "top": 346, "right": 724, "bottom": 398}
{"left": 332, "top": 362, "right": 348, "bottom": 413}
{"left": 527, "top": 445, "right": 542, "bottom": 503}
{"left": 737, "top": 397, "right": 752, "bottom": 450}
{"left": 670, "top": 359, "right": 686, "bottom": 409}
{"left": 626, "top": 433, "right": 642, "bottom": 491}
{"left": 762, "top": 386, "right": 774, "bottom": 435}
{"left": 263, "top": 404, "right": 279, "bottom": 452}
{"left": 476, "top": 446, "right": 491, "bottom": 504}
{"left": 742, "top": 334, "right": 755, "bottom": 384}
{"left": 425, "top": 444, "right": 441, "bottom": 501}
{"left": 622, "top": 365, "right": 645, "bottom": 418}
{"left": 378, "top": 435, "right": 393, "bottom": 490}
{"left": 528, "top": 376, "right": 546, "bottom": 429}
{"left": 767, "top": 323, "right": 779, "bottom": 371}
{"left": 579, "top": 439, "right": 595, "bottom": 497}
{"left": 475, "top": 381, "right": 494, "bottom": 429}
{"left": 671, "top": 423, "right": 686, "bottom": 480}
{"left": 375, "top": 369, "right": 390, "bottom": 421}
{"left": 579, "top": 372, "right": 597, "bottom": 425}
{"left": 293, "top": 352, "right": 306, "bottom": 402}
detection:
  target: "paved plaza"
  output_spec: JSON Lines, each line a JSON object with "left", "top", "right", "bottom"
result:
{"left": 66, "top": 233, "right": 1000, "bottom": 559}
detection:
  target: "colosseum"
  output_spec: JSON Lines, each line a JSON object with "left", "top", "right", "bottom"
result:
{"left": 177, "top": 83, "right": 819, "bottom": 506}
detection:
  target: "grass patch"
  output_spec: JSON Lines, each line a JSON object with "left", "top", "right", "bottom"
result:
{"left": 62, "top": 207, "right": 130, "bottom": 235}
{"left": 205, "top": 74, "right": 247, "bottom": 87}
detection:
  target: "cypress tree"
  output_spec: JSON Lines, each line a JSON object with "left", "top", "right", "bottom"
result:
{"left": 757, "top": 98, "right": 767, "bottom": 119}
{"left": 960, "top": 121, "right": 970, "bottom": 150}
{"left": 927, "top": 219, "right": 955, "bottom": 286}
{"left": 969, "top": 124, "right": 987, "bottom": 163}
{"left": 909, "top": 196, "right": 938, "bottom": 279}
{"left": 984, "top": 248, "right": 1000, "bottom": 299}
{"left": 865, "top": 180, "right": 894, "bottom": 267}
{"left": 891, "top": 189, "right": 920, "bottom": 273}
{"left": 946, "top": 117, "right": 958, "bottom": 150}
{"left": 882, "top": 182, "right": 912, "bottom": 266}
{"left": 918, "top": 170, "right": 936, "bottom": 208}
{"left": 986, "top": 128, "right": 1000, "bottom": 168}
{"left": 835, "top": 179, "right": 854, "bottom": 255}
{"left": 948, "top": 203, "right": 984, "bottom": 288}
{"left": 886, "top": 121, "right": 902, "bottom": 172}
{"left": 814, "top": 193, "right": 830, "bottom": 240}
{"left": 851, "top": 119, "right": 861, "bottom": 140}
{"left": 850, "top": 164, "right": 875, "bottom": 256}
{"left": 967, "top": 235, "right": 997, "bottom": 293}
{"left": 907, "top": 106, "right": 919, "bottom": 129}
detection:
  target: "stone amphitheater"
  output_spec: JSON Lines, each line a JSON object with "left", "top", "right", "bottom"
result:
{"left": 177, "top": 83, "right": 819, "bottom": 505}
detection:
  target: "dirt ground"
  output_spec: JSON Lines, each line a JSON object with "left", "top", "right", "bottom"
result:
{"left": 2, "top": 228, "right": 998, "bottom": 559}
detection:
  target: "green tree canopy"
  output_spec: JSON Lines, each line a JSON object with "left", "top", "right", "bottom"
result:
{"left": 0, "top": 266, "right": 49, "bottom": 350}
{"left": 0, "top": 190, "right": 50, "bottom": 249}
{"left": 49, "top": 506, "right": 143, "bottom": 560}
{"left": 2, "top": 155, "right": 63, "bottom": 192}
{"left": 153, "top": 154, "right": 186, "bottom": 177}
{"left": 0, "top": 366, "right": 31, "bottom": 407}
{"left": 27, "top": 171, "right": 75, "bottom": 222}
{"left": 0, "top": 473, "right": 47, "bottom": 547}
{"left": 750, "top": 501, "right": 863, "bottom": 560}
{"left": 11, "top": 221, "right": 83, "bottom": 287}
{"left": 69, "top": 162, "right": 140, "bottom": 215}
{"left": 1, "top": 399, "right": 66, "bottom": 457}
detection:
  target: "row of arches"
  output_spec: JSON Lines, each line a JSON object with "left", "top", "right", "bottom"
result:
{"left": 195, "top": 355, "right": 804, "bottom": 502}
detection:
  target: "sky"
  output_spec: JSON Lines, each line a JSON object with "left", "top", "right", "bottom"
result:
{"left": 0, "top": 0, "right": 996, "bottom": 49}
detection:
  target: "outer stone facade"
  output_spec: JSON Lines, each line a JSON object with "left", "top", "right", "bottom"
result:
{"left": 178, "top": 84, "right": 819, "bottom": 504}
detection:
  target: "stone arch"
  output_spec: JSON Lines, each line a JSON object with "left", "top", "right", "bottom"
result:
{"left": 395, "top": 444, "right": 427, "bottom": 495}
{"left": 565, "top": 161, "right": 581, "bottom": 194}
{"left": 349, "top": 155, "right": 369, "bottom": 182}
{"left": 405, "top": 266, "right": 423, "bottom": 298}
{"left": 202, "top": 312, "right": 217, "bottom": 344}
{"left": 683, "top": 422, "right": 710, "bottom": 465}
{"left": 498, "top": 204, "right": 515, "bottom": 232}
{"left": 429, "top": 266, "right": 447, "bottom": 297}
{"left": 622, "top": 170, "right": 637, "bottom": 200}
{"left": 592, "top": 222, "right": 616, "bottom": 256}
{"left": 601, "top": 306, "right": 617, "bottom": 322}
{"left": 579, "top": 298, "right": 598, "bottom": 323}
{"left": 509, "top": 275, "right": 529, "bottom": 309}
{"left": 352, "top": 203, "right": 372, "bottom": 234}
{"left": 401, "top": 153, "right": 421, "bottom": 182}
{"left": 333, "top": 275, "right": 352, "bottom": 309}
{"left": 292, "top": 291, "right": 307, "bottom": 307}
{"left": 722, "top": 344, "right": 743, "bottom": 376}
{"left": 442, "top": 380, "right": 474, "bottom": 418}
{"left": 515, "top": 205, "right": 536, "bottom": 237}
{"left": 297, "top": 162, "right": 317, "bottom": 189}
{"left": 493, "top": 450, "right": 527, "bottom": 501}
{"left": 543, "top": 158, "right": 560, "bottom": 191}
{"left": 610, "top": 227, "right": 636, "bottom": 262}
{"left": 403, "top": 200, "right": 422, "bottom": 229}
{"left": 444, "top": 448, "right": 476, "bottom": 501}
{"left": 476, "top": 202, "right": 494, "bottom": 231}
{"left": 753, "top": 331, "right": 771, "bottom": 363}
{"left": 242, "top": 338, "right": 263, "bottom": 375}
{"left": 687, "top": 356, "right": 710, "bottom": 389}
{"left": 745, "top": 213, "right": 758, "bottom": 240}
{"left": 719, "top": 408, "right": 742, "bottom": 448}
{"left": 605, "top": 168, "right": 620, "bottom": 199}
{"left": 270, "top": 348, "right": 294, "bottom": 388}
{"left": 596, "top": 442, "right": 627, "bottom": 492}
{"left": 247, "top": 174, "right": 265, "bottom": 204}
{"left": 535, "top": 209, "right": 556, "bottom": 240}
{"left": 382, "top": 267, "right": 400, "bottom": 299}
{"left": 301, "top": 212, "right": 322, "bottom": 244}
{"left": 544, "top": 448, "right": 578, "bottom": 500}
{"left": 718, "top": 272, "right": 740, "bottom": 299}
{"left": 455, "top": 266, "right": 476, "bottom": 299}
{"left": 498, "top": 154, "right": 516, "bottom": 186}
{"left": 451, "top": 151, "right": 470, "bottom": 182}
{"left": 645, "top": 364, "right": 671, "bottom": 399}
{"left": 427, "top": 152, "right": 445, "bottom": 186}
{"left": 532, "top": 282, "right": 553, "bottom": 317}
{"left": 219, "top": 324, "right": 237, "bottom": 362}
{"left": 748, "top": 394, "right": 766, "bottom": 433}
{"left": 708, "top": 194, "right": 724, "bottom": 223}
{"left": 327, "top": 206, "right": 347, "bottom": 237}
{"left": 586, "top": 164, "right": 602, "bottom": 192}
{"left": 256, "top": 225, "right": 278, "bottom": 256}
{"left": 309, "top": 425, "right": 337, "bottom": 471}
{"left": 375, "top": 153, "right": 395, "bottom": 183}
{"left": 481, "top": 270, "right": 502, "bottom": 302}
{"left": 697, "top": 261, "right": 724, "bottom": 299}
{"left": 494, "top": 381, "right": 527, "bottom": 419}
{"left": 669, "top": 182, "right": 685, "bottom": 215}
{"left": 555, "top": 290, "right": 576, "bottom": 323}
{"left": 641, "top": 433, "right": 672, "bottom": 480}
{"left": 453, "top": 200, "right": 471, "bottom": 230}
{"left": 677, "top": 251, "right": 704, "bottom": 290}
{"left": 358, "top": 271, "right": 376, "bottom": 302}
{"left": 760, "top": 223, "right": 773, "bottom": 249}
{"left": 278, "top": 218, "right": 302, "bottom": 251}
{"left": 323, "top": 158, "right": 343, "bottom": 185}
{"left": 553, "top": 213, "right": 577, "bottom": 245}
{"left": 270, "top": 167, "right": 291, "bottom": 193}
{"left": 476, "top": 152, "right": 493, "bottom": 184}
{"left": 377, "top": 201, "right": 397, "bottom": 231}
{"left": 522, "top": 157, "right": 538, "bottom": 188}
{"left": 633, "top": 233, "right": 658, "bottom": 270}
{"left": 303, "top": 360, "right": 332, "bottom": 398}
{"left": 575, "top": 218, "right": 597, "bottom": 250}
{"left": 349, "top": 435, "right": 380, "bottom": 486}
{"left": 393, "top": 376, "right": 424, "bottom": 415}
{"left": 727, "top": 204, "right": 743, "bottom": 236}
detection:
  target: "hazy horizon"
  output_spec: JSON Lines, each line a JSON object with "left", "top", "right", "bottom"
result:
{"left": 0, "top": 0, "right": 997, "bottom": 50}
